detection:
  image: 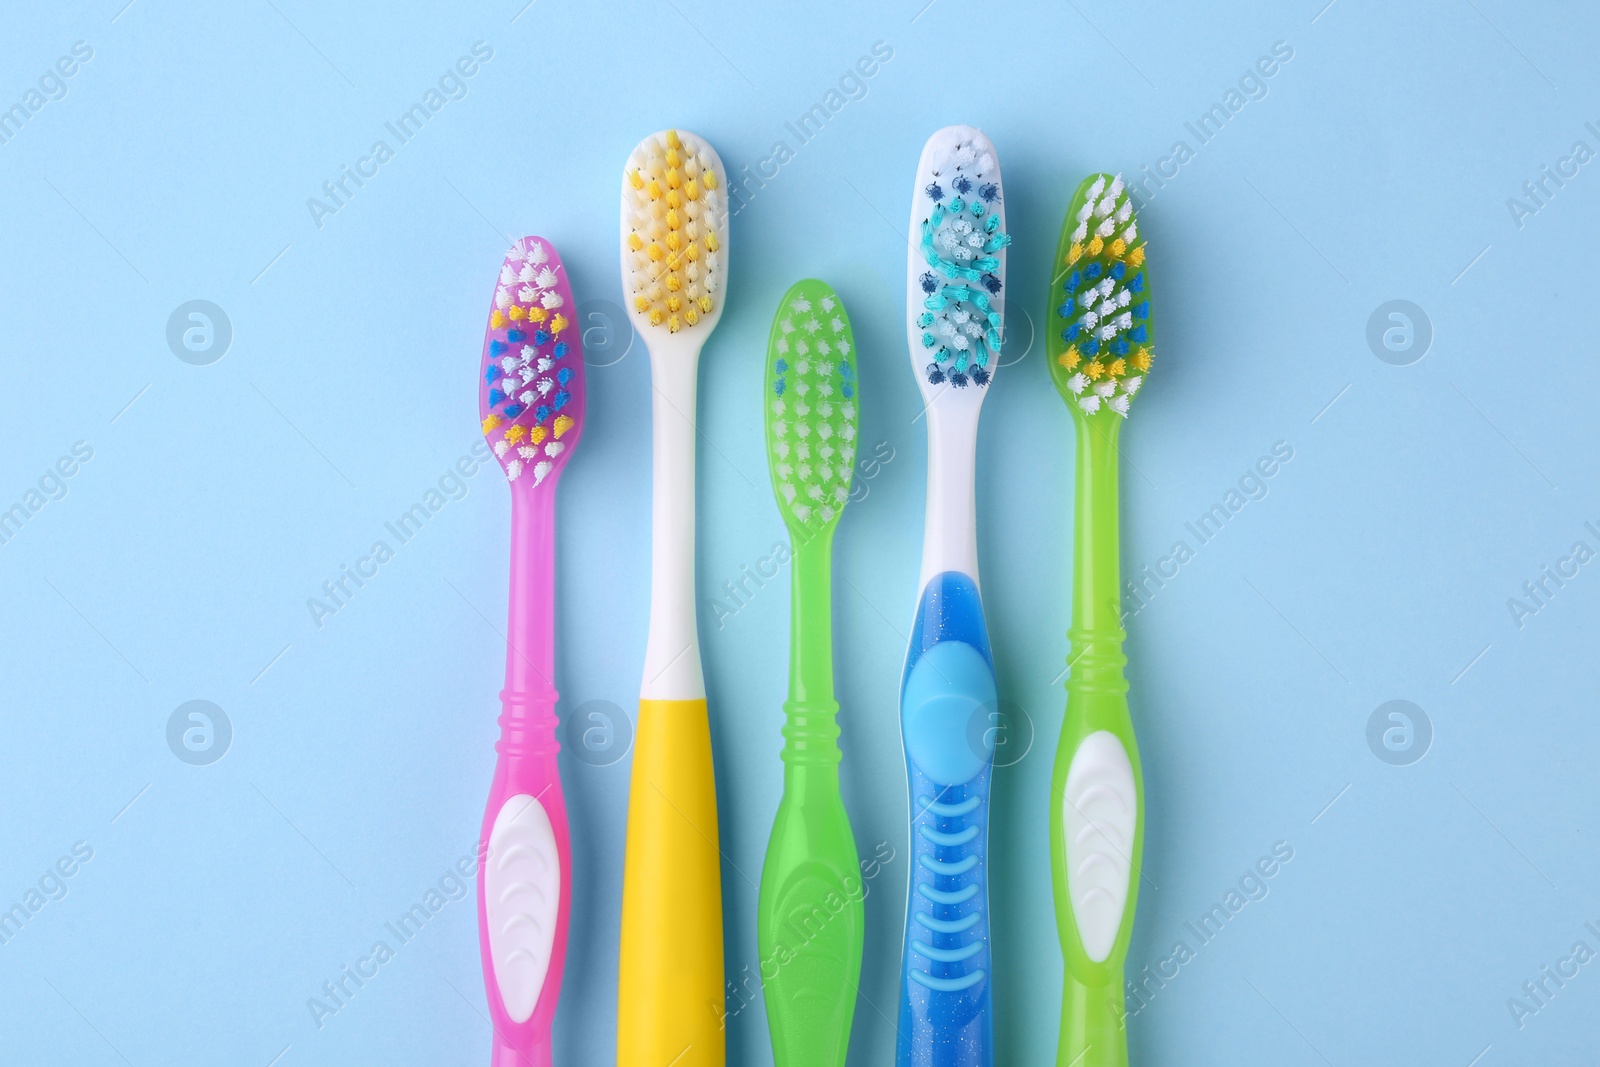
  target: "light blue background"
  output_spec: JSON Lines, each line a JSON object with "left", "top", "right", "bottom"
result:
{"left": 2, "top": 0, "right": 1597, "bottom": 1064}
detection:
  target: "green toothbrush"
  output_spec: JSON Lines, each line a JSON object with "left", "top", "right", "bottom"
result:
{"left": 1046, "top": 173, "right": 1152, "bottom": 1067}
{"left": 756, "top": 279, "right": 864, "bottom": 1066}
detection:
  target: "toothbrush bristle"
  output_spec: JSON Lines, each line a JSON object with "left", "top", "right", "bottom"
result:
{"left": 1049, "top": 173, "right": 1151, "bottom": 419}
{"left": 909, "top": 128, "right": 1008, "bottom": 393}
{"left": 621, "top": 129, "right": 727, "bottom": 335}
{"left": 479, "top": 237, "right": 584, "bottom": 486}
{"left": 765, "top": 280, "right": 859, "bottom": 531}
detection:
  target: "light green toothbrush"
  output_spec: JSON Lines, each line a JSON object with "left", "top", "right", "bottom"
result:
{"left": 1046, "top": 173, "right": 1152, "bottom": 1067}
{"left": 756, "top": 279, "right": 864, "bottom": 1067}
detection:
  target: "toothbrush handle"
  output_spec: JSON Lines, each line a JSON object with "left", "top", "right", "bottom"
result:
{"left": 618, "top": 698, "right": 725, "bottom": 1066}
{"left": 897, "top": 573, "right": 995, "bottom": 1067}
{"left": 478, "top": 489, "right": 570, "bottom": 1066}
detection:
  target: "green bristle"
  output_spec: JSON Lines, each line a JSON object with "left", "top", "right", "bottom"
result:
{"left": 764, "top": 279, "right": 860, "bottom": 532}
{"left": 1046, "top": 173, "right": 1154, "bottom": 419}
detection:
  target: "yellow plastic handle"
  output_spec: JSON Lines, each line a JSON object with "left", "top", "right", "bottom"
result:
{"left": 618, "top": 698, "right": 725, "bottom": 1066}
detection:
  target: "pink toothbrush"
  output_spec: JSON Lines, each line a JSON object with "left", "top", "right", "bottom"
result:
{"left": 475, "top": 236, "right": 585, "bottom": 1067}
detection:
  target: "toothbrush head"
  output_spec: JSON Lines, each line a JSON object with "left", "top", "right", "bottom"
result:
{"left": 905, "top": 125, "right": 1009, "bottom": 407}
{"left": 478, "top": 236, "right": 586, "bottom": 489}
{"left": 764, "top": 279, "right": 860, "bottom": 536}
{"left": 1047, "top": 173, "right": 1152, "bottom": 420}
{"left": 620, "top": 129, "right": 729, "bottom": 340}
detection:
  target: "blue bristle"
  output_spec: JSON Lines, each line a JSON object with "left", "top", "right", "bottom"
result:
{"left": 1128, "top": 273, "right": 1145, "bottom": 293}
{"left": 1084, "top": 263, "right": 1103, "bottom": 281}
{"left": 979, "top": 182, "right": 999, "bottom": 202}
{"left": 1083, "top": 337, "right": 1100, "bottom": 356}
{"left": 489, "top": 340, "right": 506, "bottom": 356}
{"left": 553, "top": 342, "right": 568, "bottom": 358}
{"left": 503, "top": 403, "right": 524, "bottom": 417}
{"left": 534, "top": 404, "right": 551, "bottom": 423}
{"left": 972, "top": 367, "right": 991, "bottom": 386}
{"left": 553, "top": 391, "right": 570, "bottom": 410}
{"left": 1064, "top": 323, "right": 1081, "bottom": 341}
{"left": 1064, "top": 271, "right": 1080, "bottom": 292}
{"left": 1133, "top": 301, "right": 1150, "bottom": 319}
{"left": 507, "top": 330, "right": 525, "bottom": 343}
{"left": 557, "top": 368, "right": 572, "bottom": 385}
{"left": 485, "top": 365, "right": 501, "bottom": 383}
{"left": 533, "top": 330, "right": 550, "bottom": 345}
{"left": 1110, "top": 340, "right": 1130, "bottom": 356}
{"left": 953, "top": 175, "right": 972, "bottom": 195}
{"left": 1057, "top": 302, "right": 1074, "bottom": 319}
{"left": 1110, "top": 263, "right": 1126, "bottom": 279}
{"left": 773, "top": 378, "right": 785, "bottom": 397}
{"left": 926, "top": 364, "right": 945, "bottom": 385}
{"left": 839, "top": 362, "right": 854, "bottom": 379}
{"left": 842, "top": 382, "right": 854, "bottom": 397}
{"left": 981, "top": 274, "right": 1002, "bottom": 294}
{"left": 1128, "top": 326, "right": 1148, "bottom": 343}
{"left": 950, "top": 371, "right": 969, "bottom": 388}
{"left": 775, "top": 359, "right": 788, "bottom": 374}
{"left": 920, "top": 272, "right": 938, "bottom": 294}
{"left": 925, "top": 181, "right": 944, "bottom": 201}
{"left": 488, "top": 388, "right": 506, "bottom": 406}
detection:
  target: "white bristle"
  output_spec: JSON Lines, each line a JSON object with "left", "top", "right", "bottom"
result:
{"left": 517, "top": 446, "right": 538, "bottom": 460}
{"left": 540, "top": 291, "right": 563, "bottom": 309}
{"left": 1094, "top": 380, "right": 1117, "bottom": 398}
{"left": 1108, "top": 394, "right": 1130, "bottom": 416}
{"left": 532, "top": 460, "right": 552, "bottom": 485}
{"left": 536, "top": 267, "right": 559, "bottom": 288}
{"left": 494, "top": 440, "right": 510, "bottom": 456}
{"left": 1087, "top": 176, "right": 1106, "bottom": 198}
{"left": 1123, "top": 376, "right": 1143, "bottom": 394}
{"left": 499, "top": 265, "right": 515, "bottom": 285}
{"left": 1067, "top": 373, "right": 1088, "bottom": 395}
{"left": 1079, "top": 395, "right": 1102, "bottom": 414}
{"left": 506, "top": 459, "right": 523, "bottom": 479}
{"left": 546, "top": 441, "right": 565, "bottom": 457}
{"left": 526, "top": 243, "right": 548, "bottom": 264}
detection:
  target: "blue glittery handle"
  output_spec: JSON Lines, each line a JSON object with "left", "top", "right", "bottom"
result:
{"left": 897, "top": 572, "right": 996, "bottom": 1067}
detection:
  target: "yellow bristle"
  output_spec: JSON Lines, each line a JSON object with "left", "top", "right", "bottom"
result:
{"left": 1109, "top": 358, "right": 1126, "bottom": 376}
{"left": 665, "top": 129, "right": 681, "bottom": 150}
{"left": 1085, "top": 360, "right": 1105, "bottom": 380}
{"left": 627, "top": 233, "right": 643, "bottom": 252}
{"left": 508, "top": 305, "right": 525, "bottom": 321}
{"left": 481, "top": 415, "right": 502, "bottom": 434}
{"left": 1127, "top": 245, "right": 1145, "bottom": 267}
{"left": 1059, "top": 345, "right": 1081, "bottom": 369}
{"left": 668, "top": 314, "right": 682, "bottom": 332}
{"left": 664, "top": 273, "right": 681, "bottom": 292}
{"left": 666, "top": 148, "right": 680, "bottom": 167}
{"left": 530, "top": 425, "right": 549, "bottom": 445}
{"left": 704, "top": 232, "right": 719, "bottom": 253}
{"left": 1132, "top": 348, "right": 1153, "bottom": 371}
{"left": 648, "top": 308, "right": 664, "bottom": 326}
{"left": 698, "top": 295, "right": 713, "bottom": 313}
{"left": 666, "top": 168, "right": 682, "bottom": 189}
{"left": 1088, "top": 237, "right": 1104, "bottom": 255}
{"left": 635, "top": 295, "right": 650, "bottom": 312}
{"left": 1110, "top": 239, "right": 1126, "bottom": 257}
{"left": 665, "top": 208, "right": 680, "bottom": 229}
{"left": 684, "top": 179, "right": 699, "bottom": 200}
{"left": 1066, "top": 243, "right": 1083, "bottom": 264}
{"left": 684, "top": 243, "right": 700, "bottom": 262}
{"left": 647, "top": 243, "right": 664, "bottom": 261}
{"left": 550, "top": 313, "right": 569, "bottom": 334}
{"left": 490, "top": 310, "right": 505, "bottom": 329}
{"left": 527, "top": 307, "right": 547, "bottom": 323}
{"left": 666, "top": 189, "right": 681, "bottom": 210}
{"left": 684, "top": 307, "right": 699, "bottom": 326}
{"left": 646, "top": 180, "right": 662, "bottom": 199}
{"left": 553, "top": 415, "right": 573, "bottom": 439}
{"left": 666, "top": 232, "right": 682, "bottom": 253}
{"left": 667, "top": 295, "right": 682, "bottom": 313}
{"left": 701, "top": 168, "right": 718, "bottom": 190}
{"left": 627, "top": 169, "right": 644, "bottom": 189}
{"left": 504, "top": 424, "right": 526, "bottom": 444}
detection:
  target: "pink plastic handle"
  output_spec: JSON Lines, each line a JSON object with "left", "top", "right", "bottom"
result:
{"left": 477, "top": 487, "right": 571, "bottom": 1066}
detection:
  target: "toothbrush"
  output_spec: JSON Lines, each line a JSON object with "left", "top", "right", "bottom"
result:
{"left": 897, "top": 125, "right": 1009, "bottom": 1067}
{"left": 616, "top": 128, "right": 730, "bottom": 1066}
{"left": 756, "top": 280, "right": 864, "bottom": 1067}
{"left": 1045, "top": 173, "right": 1151, "bottom": 1067}
{"left": 475, "top": 236, "right": 585, "bottom": 1067}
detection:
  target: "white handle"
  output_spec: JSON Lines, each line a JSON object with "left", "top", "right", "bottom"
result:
{"left": 641, "top": 348, "right": 706, "bottom": 700}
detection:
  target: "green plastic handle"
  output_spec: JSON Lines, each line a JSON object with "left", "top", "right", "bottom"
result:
{"left": 757, "top": 534, "right": 864, "bottom": 1067}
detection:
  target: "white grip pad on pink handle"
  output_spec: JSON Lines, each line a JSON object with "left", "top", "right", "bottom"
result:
{"left": 484, "top": 793, "right": 561, "bottom": 1022}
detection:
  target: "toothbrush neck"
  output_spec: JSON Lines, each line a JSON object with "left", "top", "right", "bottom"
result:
{"left": 919, "top": 402, "right": 981, "bottom": 589}
{"left": 787, "top": 531, "right": 836, "bottom": 705}
{"left": 1070, "top": 415, "right": 1128, "bottom": 689}
{"left": 641, "top": 348, "right": 707, "bottom": 700}
{"left": 505, "top": 488, "right": 558, "bottom": 702}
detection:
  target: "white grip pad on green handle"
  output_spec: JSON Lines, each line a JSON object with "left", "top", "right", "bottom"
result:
{"left": 1062, "top": 731, "right": 1137, "bottom": 963}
